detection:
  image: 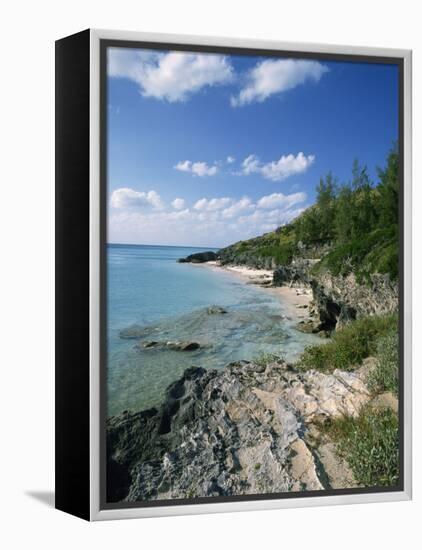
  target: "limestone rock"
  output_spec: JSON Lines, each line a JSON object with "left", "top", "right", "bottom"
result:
{"left": 370, "top": 391, "right": 398, "bottom": 414}
{"left": 107, "top": 360, "right": 371, "bottom": 502}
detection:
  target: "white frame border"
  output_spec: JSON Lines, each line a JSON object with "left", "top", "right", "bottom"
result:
{"left": 89, "top": 29, "right": 412, "bottom": 521}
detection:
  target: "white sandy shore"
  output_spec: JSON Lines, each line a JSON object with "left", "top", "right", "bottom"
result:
{"left": 198, "top": 261, "right": 313, "bottom": 319}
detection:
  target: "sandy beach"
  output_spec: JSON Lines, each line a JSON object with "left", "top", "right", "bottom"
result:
{"left": 199, "top": 261, "right": 313, "bottom": 320}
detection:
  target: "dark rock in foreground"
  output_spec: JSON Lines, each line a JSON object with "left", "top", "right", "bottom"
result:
{"left": 107, "top": 360, "right": 371, "bottom": 502}
{"left": 177, "top": 251, "right": 218, "bottom": 263}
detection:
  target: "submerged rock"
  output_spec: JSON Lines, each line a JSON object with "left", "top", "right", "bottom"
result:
{"left": 107, "top": 360, "right": 371, "bottom": 502}
{"left": 207, "top": 305, "right": 227, "bottom": 315}
{"left": 136, "top": 340, "right": 202, "bottom": 352}
{"left": 143, "top": 341, "right": 159, "bottom": 348}
{"left": 119, "top": 325, "right": 146, "bottom": 339}
{"left": 167, "top": 341, "right": 201, "bottom": 351}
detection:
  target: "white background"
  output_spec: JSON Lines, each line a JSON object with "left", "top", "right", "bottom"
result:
{"left": 1, "top": 0, "right": 420, "bottom": 548}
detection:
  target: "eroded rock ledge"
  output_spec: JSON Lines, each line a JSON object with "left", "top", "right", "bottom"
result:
{"left": 273, "top": 263, "right": 398, "bottom": 332}
{"left": 107, "top": 360, "right": 372, "bottom": 503}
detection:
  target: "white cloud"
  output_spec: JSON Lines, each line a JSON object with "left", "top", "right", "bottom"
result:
{"left": 171, "top": 198, "right": 186, "bottom": 210}
{"left": 194, "top": 197, "right": 232, "bottom": 211}
{"left": 174, "top": 160, "right": 218, "bottom": 177}
{"left": 221, "top": 197, "right": 254, "bottom": 219}
{"left": 109, "top": 191, "right": 307, "bottom": 247}
{"left": 110, "top": 188, "right": 164, "bottom": 210}
{"left": 242, "top": 154, "right": 261, "bottom": 175}
{"left": 241, "top": 152, "right": 314, "bottom": 181}
{"left": 237, "top": 206, "right": 306, "bottom": 227}
{"left": 174, "top": 160, "right": 191, "bottom": 172}
{"left": 257, "top": 191, "right": 306, "bottom": 209}
{"left": 231, "top": 59, "right": 328, "bottom": 106}
{"left": 108, "top": 48, "right": 234, "bottom": 102}
{"left": 226, "top": 155, "right": 236, "bottom": 164}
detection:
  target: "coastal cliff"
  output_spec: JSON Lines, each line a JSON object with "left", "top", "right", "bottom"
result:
{"left": 179, "top": 248, "right": 398, "bottom": 335}
{"left": 215, "top": 147, "right": 400, "bottom": 331}
{"left": 273, "top": 263, "right": 398, "bottom": 333}
{"left": 107, "top": 148, "right": 400, "bottom": 502}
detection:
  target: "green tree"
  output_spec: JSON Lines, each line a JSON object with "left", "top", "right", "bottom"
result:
{"left": 295, "top": 207, "right": 320, "bottom": 245}
{"left": 376, "top": 145, "right": 399, "bottom": 228}
{"left": 316, "top": 172, "right": 337, "bottom": 241}
{"left": 350, "top": 159, "right": 375, "bottom": 236}
{"left": 334, "top": 183, "right": 353, "bottom": 243}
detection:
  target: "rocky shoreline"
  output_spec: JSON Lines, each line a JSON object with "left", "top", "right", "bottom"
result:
{"left": 107, "top": 250, "right": 399, "bottom": 503}
{"left": 107, "top": 356, "right": 382, "bottom": 502}
{"left": 179, "top": 251, "right": 398, "bottom": 336}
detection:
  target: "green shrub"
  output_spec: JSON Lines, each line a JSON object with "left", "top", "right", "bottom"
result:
{"left": 298, "top": 314, "right": 397, "bottom": 373}
{"left": 259, "top": 243, "right": 295, "bottom": 265}
{"left": 219, "top": 148, "right": 399, "bottom": 281}
{"left": 324, "top": 406, "right": 399, "bottom": 487}
{"left": 314, "top": 225, "right": 398, "bottom": 283}
{"left": 368, "top": 331, "right": 399, "bottom": 396}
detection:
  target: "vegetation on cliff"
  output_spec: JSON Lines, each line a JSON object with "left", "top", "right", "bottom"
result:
{"left": 298, "top": 312, "right": 399, "bottom": 487}
{"left": 298, "top": 314, "right": 398, "bottom": 376}
{"left": 322, "top": 406, "right": 399, "bottom": 487}
{"left": 219, "top": 146, "right": 399, "bottom": 283}
{"left": 368, "top": 331, "right": 399, "bottom": 396}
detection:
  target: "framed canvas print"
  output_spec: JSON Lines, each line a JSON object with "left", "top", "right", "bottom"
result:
{"left": 55, "top": 29, "right": 412, "bottom": 521}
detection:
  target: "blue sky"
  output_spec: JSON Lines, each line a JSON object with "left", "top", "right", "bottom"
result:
{"left": 107, "top": 47, "right": 398, "bottom": 247}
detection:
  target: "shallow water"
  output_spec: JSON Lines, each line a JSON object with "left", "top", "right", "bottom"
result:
{"left": 107, "top": 244, "right": 321, "bottom": 416}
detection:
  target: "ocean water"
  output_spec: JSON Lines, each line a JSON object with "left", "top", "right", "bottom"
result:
{"left": 107, "top": 244, "right": 321, "bottom": 416}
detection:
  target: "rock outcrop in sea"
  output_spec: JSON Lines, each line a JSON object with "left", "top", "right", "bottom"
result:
{"left": 177, "top": 251, "right": 218, "bottom": 263}
{"left": 107, "top": 358, "right": 373, "bottom": 502}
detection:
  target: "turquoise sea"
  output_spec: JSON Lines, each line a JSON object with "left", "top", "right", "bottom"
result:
{"left": 107, "top": 243, "right": 320, "bottom": 416}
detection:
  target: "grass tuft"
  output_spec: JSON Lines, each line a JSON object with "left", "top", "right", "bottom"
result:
{"left": 323, "top": 406, "right": 399, "bottom": 487}
{"left": 367, "top": 331, "right": 399, "bottom": 396}
{"left": 298, "top": 314, "right": 397, "bottom": 373}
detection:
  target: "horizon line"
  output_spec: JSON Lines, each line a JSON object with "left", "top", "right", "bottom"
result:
{"left": 107, "top": 241, "right": 221, "bottom": 249}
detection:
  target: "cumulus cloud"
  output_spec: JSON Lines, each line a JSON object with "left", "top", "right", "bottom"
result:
{"left": 108, "top": 48, "right": 234, "bottom": 102}
{"left": 242, "top": 154, "right": 261, "bottom": 175}
{"left": 237, "top": 206, "right": 306, "bottom": 228}
{"left": 110, "top": 188, "right": 164, "bottom": 210}
{"left": 231, "top": 59, "right": 328, "bottom": 106}
{"left": 221, "top": 197, "right": 254, "bottom": 219}
{"left": 256, "top": 191, "right": 307, "bottom": 209}
{"left": 171, "top": 198, "right": 186, "bottom": 210}
{"left": 241, "top": 152, "right": 315, "bottom": 181}
{"left": 194, "top": 197, "right": 232, "bottom": 211}
{"left": 109, "top": 190, "right": 307, "bottom": 247}
{"left": 174, "top": 152, "right": 313, "bottom": 180}
{"left": 174, "top": 160, "right": 218, "bottom": 177}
